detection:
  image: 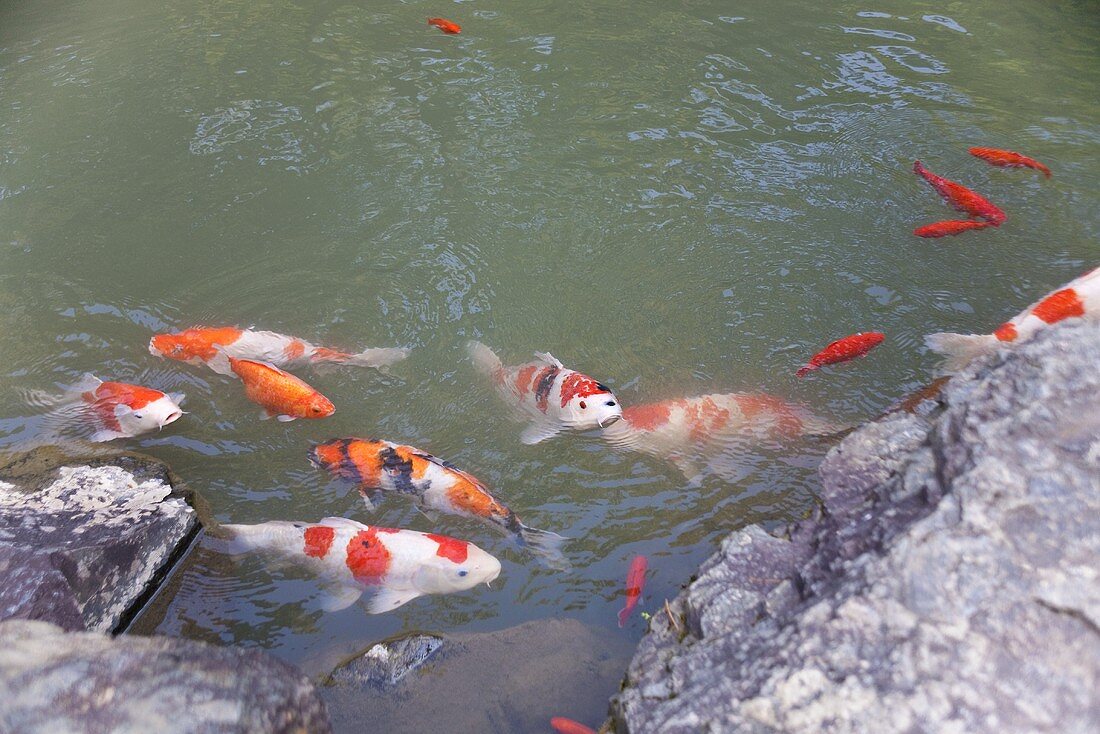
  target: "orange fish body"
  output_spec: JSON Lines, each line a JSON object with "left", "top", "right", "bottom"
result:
{"left": 913, "top": 160, "right": 1006, "bottom": 226}
{"left": 228, "top": 357, "right": 334, "bottom": 421}
{"left": 913, "top": 220, "right": 993, "bottom": 238}
{"left": 428, "top": 17, "right": 461, "bottom": 34}
{"left": 550, "top": 718, "right": 597, "bottom": 734}
{"left": 617, "top": 555, "right": 648, "bottom": 627}
{"left": 968, "top": 147, "right": 1051, "bottom": 178}
{"left": 797, "top": 332, "right": 884, "bottom": 377}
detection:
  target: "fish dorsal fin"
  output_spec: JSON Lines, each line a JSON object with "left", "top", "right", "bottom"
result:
{"left": 410, "top": 450, "right": 490, "bottom": 491}
{"left": 319, "top": 516, "right": 371, "bottom": 531}
{"left": 365, "top": 586, "right": 423, "bottom": 614}
{"left": 520, "top": 420, "right": 564, "bottom": 445}
{"left": 533, "top": 351, "right": 563, "bottom": 368}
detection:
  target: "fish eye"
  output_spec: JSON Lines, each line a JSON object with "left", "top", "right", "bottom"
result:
{"left": 133, "top": 413, "right": 143, "bottom": 419}
{"left": 606, "top": 400, "right": 616, "bottom": 407}
{"left": 458, "top": 570, "right": 468, "bottom": 577}
{"left": 579, "top": 401, "right": 587, "bottom": 410}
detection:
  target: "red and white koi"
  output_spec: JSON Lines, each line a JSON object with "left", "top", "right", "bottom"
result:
{"left": 913, "top": 160, "right": 1007, "bottom": 225}
{"left": 618, "top": 555, "right": 648, "bottom": 628}
{"left": 214, "top": 517, "right": 500, "bottom": 613}
{"left": 969, "top": 147, "right": 1051, "bottom": 177}
{"left": 467, "top": 341, "right": 623, "bottom": 444}
{"left": 56, "top": 375, "right": 185, "bottom": 442}
{"left": 309, "top": 438, "right": 568, "bottom": 569}
{"left": 228, "top": 356, "right": 335, "bottom": 422}
{"left": 926, "top": 266, "right": 1100, "bottom": 372}
{"left": 149, "top": 326, "right": 408, "bottom": 376}
{"left": 796, "top": 332, "right": 885, "bottom": 377}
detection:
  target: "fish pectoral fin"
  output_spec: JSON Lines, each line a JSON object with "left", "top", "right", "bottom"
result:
{"left": 532, "top": 351, "right": 564, "bottom": 367}
{"left": 365, "top": 587, "right": 422, "bottom": 614}
{"left": 90, "top": 429, "right": 129, "bottom": 443}
{"left": 520, "top": 421, "right": 563, "bottom": 445}
{"left": 414, "top": 505, "right": 440, "bottom": 522}
{"left": 276, "top": 414, "right": 297, "bottom": 422}
{"left": 259, "top": 410, "right": 274, "bottom": 421}
{"left": 317, "top": 584, "right": 364, "bottom": 613}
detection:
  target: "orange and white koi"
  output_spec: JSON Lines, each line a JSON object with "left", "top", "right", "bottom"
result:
{"left": 617, "top": 555, "right": 648, "bottom": 628}
{"left": 228, "top": 357, "right": 335, "bottom": 421}
{"left": 913, "top": 160, "right": 1006, "bottom": 225}
{"left": 926, "top": 266, "right": 1100, "bottom": 372}
{"left": 969, "top": 147, "right": 1051, "bottom": 178}
{"left": 149, "top": 326, "right": 408, "bottom": 376}
{"left": 467, "top": 341, "right": 623, "bottom": 444}
{"left": 309, "top": 438, "right": 568, "bottom": 569}
{"left": 214, "top": 517, "right": 500, "bottom": 613}
{"left": 797, "top": 332, "right": 885, "bottom": 377}
{"left": 913, "top": 220, "right": 993, "bottom": 239}
{"left": 66, "top": 375, "right": 185, "bottom": 442}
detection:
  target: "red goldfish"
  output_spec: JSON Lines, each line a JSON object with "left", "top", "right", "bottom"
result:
{"left": 968, "top": 147, "right": 1051, "bottom": 177}
{"left": 550, "top": 718, "right": 597, "bottom": 734}
{"left": 617, "top": 555, "right": 648, "bottom": 628}
{"left": 428, "top": 17, "right": 461, "bottom": 34}
{"left": 926, "top": 266, "right": 1099, "bottom": 372}
{"left": 913, "top": 160, "right": 1006, "bottom": 225}
{"left": 913, "top": 220, "right": 993, "bottom": 238}
{"left": 228, "top": 357, "right": 334, "bottom": 421}
{"left": 797, "top": 332, "right": 885, "bottom": 377}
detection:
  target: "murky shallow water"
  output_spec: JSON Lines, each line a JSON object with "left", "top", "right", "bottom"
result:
{"left": 1, "top": 0, "right": 1097, "bottom": 729}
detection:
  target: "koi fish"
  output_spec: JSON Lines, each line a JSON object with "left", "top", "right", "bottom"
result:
{"left": 213, "top": 517, "right": 500, "bottom": 613}
{"left": 60, "top": 375, "right": 185, "bottom": 442}
{"left": 913, "top": 220, "right": 993, "bottom": 238}
{"left": 466, "top": 341, "right": 623, "bottom": 444}
{"left": 228, "top": 356, "right": 335, "bottom": 421}
{"left": 969, "top": 147, "right": 1051, "bottom": 178}
{"left": 428, "top": 17, "right": 461, "bottom": 34}
{"left": 913, "top": 160, "right": 1007, "bottom": 225}
{"left": 149, "top": 326, "right": 408, "bottom": 376}
{"left": 600, "top": 392, "right": 839, "bottom": 480}
{"left": 309, "top": 438, "right": 569, "bottom": 569}
{"left": 796, "top": 332, "right": 885, "bottom": 377}
{"left": 550, "top": 718, "right": 597, "bottom": 734}
{"left": 617, "top": 555, "right": 648, "bottom": 627}
{"left": 926, "top": 266, "right": 1100, "bottom": 372}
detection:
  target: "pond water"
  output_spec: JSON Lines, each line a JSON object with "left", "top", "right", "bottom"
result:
{"left": 1, "top": 0, "right": 1097, "bottom": 729}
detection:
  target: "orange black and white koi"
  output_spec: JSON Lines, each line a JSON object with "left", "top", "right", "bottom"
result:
{"left": 467, "top": 341, "right": 622, "bottom": 444}
{"left": 926, "top": 266, "right": 1100, "bottom": 372}
{"left": 228, "top": 356, "right": 335, "bottom": 421}
{"left": 149, "top": 326, "right": 408, "bottom": 376}
{"left": 213, "top": 517, "right": 500, "bottom": 613}
{"left": 618, "top": 555, "right": 648, "bottom": 628}
{"left": 968, "top": 147, "right": 1051, "bottom": 178}
{"left": 56, "top": 375, "right": 185, "bottom": 442}
{"left": 913, "top": 220, "right": 993, "bottom": 239}
{"left": 913, "top": 160, "right": 1006, "bottom": 226}
{"left": 797, "top": 332, "right": 885, "bottom": 377}
{"left": 309, "top": 438, "right": 568, "bottom": 568}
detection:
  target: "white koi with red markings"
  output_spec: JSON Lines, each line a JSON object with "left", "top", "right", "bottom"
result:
{"left": 467, "top": 341, "right": 623, "bottom": 444}
{"left": 214, "top": 517, "right": 500, "bottom": 614}
{"left": 49, "top": 374, "right": 185, "bottom": 442}
{"left": 926, "top": 267, "right": 1100, "bottom": 372}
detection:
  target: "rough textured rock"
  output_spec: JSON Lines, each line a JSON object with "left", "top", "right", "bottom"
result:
{"left": 327, "top": 634, "right": 444, "bottom": 690}
{"left": 0, "top": 447, "right": 199, "bottom": 632}
{"left": 612, "top": 320, "right": 1100, "bottom": 734}
{"left": 0, "top": 619, "right": 331, "bottom": 734}
{"left": 323, "top": 618, "right": 634, "bottom": 733}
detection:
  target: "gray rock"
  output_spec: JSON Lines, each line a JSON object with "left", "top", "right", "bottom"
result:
{"left": 612, "top": 320, "right": 1100, "bottom": 734}
{"left": 0, "top": 447, "right": 199, "bottom": 632}
{"left": 327, "top": 633, "right": 444, "bottom": 690}
{"left": 323, "top": 617, "right": 634, "bottom": 734}
{"left": 0, "top": 619, "right": 331, "bottom": 734}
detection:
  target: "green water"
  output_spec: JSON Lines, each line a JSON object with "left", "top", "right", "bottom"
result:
{"left": 2, "top": 0, "right": 1097, "bottom": 728}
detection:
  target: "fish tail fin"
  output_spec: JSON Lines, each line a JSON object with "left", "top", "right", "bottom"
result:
{"left": 913, "top": 159, "right": 929, "bottom": 179}
{"left": 795, "top": 365, "right": 816, "bottom": 378}
{"left": 517, "top": 524, "right": 571, "bottom": 571}
{"left": 924, "top": 331, "right": 998, "bottom": 372}
{"left": 335, "top": 347, "right": 410, "bottom": 371}
{"left": 1038, "top": 163, "right": 1052, "bottom": 178}
{"left": 466, "top": 340, "right": 502, "bottom": 376}
{"left": 617, "top": 606, "right": 630, "bottom": 628}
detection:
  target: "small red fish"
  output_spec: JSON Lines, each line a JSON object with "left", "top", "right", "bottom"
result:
{"left": 913, "top": 220, "right": 993, "bottom": 238}
{"left": 797, "top": 332, "right": 885, "bottom": 377}
{"left": 550, "top": 718, "right": 597, "bottom": 734}
{"left": 968, "top": 147, "right": 1051, "bottom": 178}
{"left": 913, "top": 160, "right": 1006, "bottom": 226}
{"left": 617, "top": 555, "right": 648, "bottom": 628}
{"left": 428, "top": 17, "right": 461, "bottom": 34}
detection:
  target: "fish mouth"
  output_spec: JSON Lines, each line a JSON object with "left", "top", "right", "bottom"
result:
{"left": 163, "top": 411, "right": 183, "bottom": 426}
{"left": 598, "top": 414, "right": 622, "bottom": 428}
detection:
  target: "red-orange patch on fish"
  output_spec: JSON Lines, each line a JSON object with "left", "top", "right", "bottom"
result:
{"left": 514, "top": 364, "right": 537, "bottom": 397}
{"left": 735, "top": 394, "right": 804, "bottom": 437}
{"left": 345, "top": 528, "right": 391, "bottom": 583}
{"left": 993, "top": 322, "right": 1018, "bottom": 342}
{"left": 622, "top": 402, "right": 672, "bottom": 431}
{"left": 346, "top": 439, "right": 384, "bottom": 487}
{"left": 559, "top": 372, "right": 609, "bottom": 407}
{"left": 303, "top": 525, "right": 335, "bottom": 558}
{"left": 1032, "top": 288, "right": 1085, "bottom": 324}
{"left": 685, "top": 397, "right": 731, "bottom": 443}
{"left": 151, "top": 327, "right": 244, "bottom": 361}
{"left": 428, "top": 17, "right": 461, "bottom": 34}
{"left": 284, "top": 340, "right": 306, "bottom": 360}
{"left": 427, "top": 533, "right": 469, "bottom": 563}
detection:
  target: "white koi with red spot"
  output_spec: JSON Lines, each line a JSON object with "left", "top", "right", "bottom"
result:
{"left": 149, "top": 326, "right": 408, "bottom": 376}
{"left": 466, "top": 341, "right": 623, "bottom": 444}
{"left": 926, "top": 267, "right": 1100, "bottom": 372}
{"left": 214, "top": 517, "right": 500, "bottom": 614}
{"left": 41, "top": 374, "right": 186, "bottom": 442}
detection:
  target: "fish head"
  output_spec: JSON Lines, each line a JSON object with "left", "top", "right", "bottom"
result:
{"left": 306, "top": 393, "right": 336, "bottom": 419}
{"left": 415, "top": 539, "right": 501, "bottom": 594}
{"left": 115, "top": 393, "right": 185, "bottom": 436}
{"left": 149, "top": 333, "right": 186, "bottom": 358}
{"left": 560, "top": 375, "right": 623, "bottom": 431}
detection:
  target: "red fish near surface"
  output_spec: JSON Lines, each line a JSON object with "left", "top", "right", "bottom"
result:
{"left": 797, "top": 332, "right": 884, "bottom": 377}
{"left": 428, "top": 17, "right": 461, "bottom": 34}
{"left": 969, "top": 147, "right": 1051, "bottom": 178}
{"left": 64, "top": 375, "right": 185, "bottom": 442}
{"left": 228, "top": 357, "right": 335, "bottom": 421}
{"left": 913, "top": 220, "right": 993, "bottom": 239}
{"left": 617, "top": 555, "right": 648, "bottom": 628}
{"left": 550, "top": 718, "right": 597, "bottom": 734}
{"left": 913, "top": 160, "right": 1006, "bottom": 225}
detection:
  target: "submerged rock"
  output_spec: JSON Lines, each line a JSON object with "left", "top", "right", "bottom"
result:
{"left": 611, "top": 320, "right": 1100, "bottom": 733}
{"left": 327, "top": 633, "right": 444, "bottom": 690}
{"left": 0, "top": 619, "right": 331, "bottom": 734}
{"left": 0, "top": 447, "right": 200, "bottom": 632}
